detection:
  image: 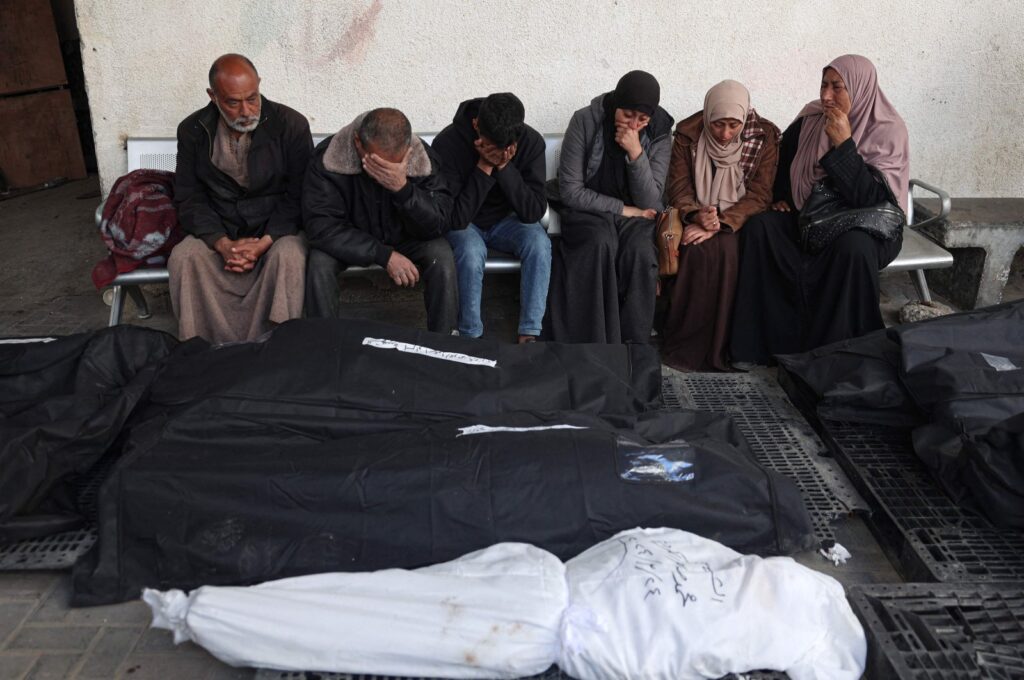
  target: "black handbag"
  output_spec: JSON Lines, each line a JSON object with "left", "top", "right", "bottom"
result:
{"left": 798, "top": 170, "right": 905, "bottom": 253}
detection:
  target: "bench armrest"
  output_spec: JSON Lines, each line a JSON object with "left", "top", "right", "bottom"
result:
{"left": 908, "top": 179, "right": 951, "bottom": 229}
{"left": 95, "top": 199, "right": 106, "bottom": 228}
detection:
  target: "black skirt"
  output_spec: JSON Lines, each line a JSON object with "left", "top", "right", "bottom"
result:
{"left": 729, "top": 210, "right": 901, "bottom": 364}
{"left": 545, "top": 209, "right": 658, "bottom": 344}
{"left": 661, "top": 231, "right": 739, "bottom": 371}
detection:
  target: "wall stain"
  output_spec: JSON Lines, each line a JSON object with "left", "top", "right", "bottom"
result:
{"left": 321, "top": 0, "right": 383, "bottom": 65}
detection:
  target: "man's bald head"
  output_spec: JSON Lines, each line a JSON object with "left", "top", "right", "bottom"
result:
{"left": 208, "top": 54, "right": 259, "bottom": 89}
{"left": 356, "top": 108, "right": 412, "bottom": 162}
{"left": 206, "top": 54, "right": 261, "bottom": 133}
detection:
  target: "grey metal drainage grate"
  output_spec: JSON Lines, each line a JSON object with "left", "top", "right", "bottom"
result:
{"left": 662, "top": 371, "right": 863, "bottom": 542}
{"left": 0, "top": 526, "right": 96, "bottom": 570}
{"left": 819, "top": 421, "right": 1024, "bottom": 582}
{"left": 0, "top": 450, "right": 117, "bottom": 571}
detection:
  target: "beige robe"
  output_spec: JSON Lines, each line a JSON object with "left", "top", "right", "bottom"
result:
{"left": 168, "top": 235, "right": 306, "bottom": 344}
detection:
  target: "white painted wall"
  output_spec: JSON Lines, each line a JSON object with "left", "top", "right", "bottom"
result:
{"left": 77, "top": 0, "right": 1023, "bottom": 196}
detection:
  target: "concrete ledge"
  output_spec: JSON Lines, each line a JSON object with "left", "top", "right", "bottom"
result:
{"left": 917, "top": 198, "right": 1024, "bottom": 309}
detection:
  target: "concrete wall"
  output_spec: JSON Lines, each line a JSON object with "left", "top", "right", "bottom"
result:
{"left": 77, "top": 0, "right": 1024, "bottom": 196}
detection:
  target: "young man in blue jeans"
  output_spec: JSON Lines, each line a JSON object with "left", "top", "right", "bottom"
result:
{"left": 432, "top": 93, "right": 550, "bottom": 342}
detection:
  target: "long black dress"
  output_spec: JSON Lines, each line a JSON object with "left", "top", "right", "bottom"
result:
{"left": 547, "top": 210, "right": 659, "bottom": 344}
{"left": 729, "top": 118, "right": 902, "bottom": 364}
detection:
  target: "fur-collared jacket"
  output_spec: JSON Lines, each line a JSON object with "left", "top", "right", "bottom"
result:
{"left": 303, "top": 114, "right": 452, "bottom": 267}
{"left": 666, "top": 108, "right": 780, "bottom": 232}
{"left": 173, "top": 96, "right": 312, "bottom": 248}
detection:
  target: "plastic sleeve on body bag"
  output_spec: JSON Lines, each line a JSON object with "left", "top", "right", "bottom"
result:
{"left": 616, "top": 437, "right": 696, "bottom": 482}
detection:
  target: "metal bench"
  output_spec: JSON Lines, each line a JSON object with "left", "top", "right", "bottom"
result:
{"left": 97, "top": 135, "right": 951, "bottom": 325}
{"left": 98, "top": 134, "right": 562, "bottom": 326}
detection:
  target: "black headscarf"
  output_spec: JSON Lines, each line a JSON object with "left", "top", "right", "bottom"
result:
{"left": 611, "top": 70, "right": 661, "bottom": 116}
{"left": 588, "top": 71, "right": 663, "bottom": 203}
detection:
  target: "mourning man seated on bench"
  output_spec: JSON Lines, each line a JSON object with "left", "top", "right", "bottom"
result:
{"left": 303, "top": 108, "right": 457, "bottom": 334}
{"left": 432, "top": 93, "right": 550, "bottom": 342}
{"left": 169, "top": 53, "right": 312, "bottom": 344}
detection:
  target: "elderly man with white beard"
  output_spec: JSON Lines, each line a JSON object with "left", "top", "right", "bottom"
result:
{"left": 168, "top": 54, "right": 312, "bottom": 343}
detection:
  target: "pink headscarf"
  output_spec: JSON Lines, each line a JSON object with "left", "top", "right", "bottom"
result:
{"left": 694, "top": 80, "right": 750, "bottom": 211}
{"left": 790, "top": 54, "right": 910, "bottom": 211}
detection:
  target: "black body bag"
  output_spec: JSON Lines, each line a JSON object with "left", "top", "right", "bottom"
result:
{"left": 72, "top": 409, "right": 815, "bottom": 605}
{"left": 0, "top": 327, "right": 177, "bottom": 542}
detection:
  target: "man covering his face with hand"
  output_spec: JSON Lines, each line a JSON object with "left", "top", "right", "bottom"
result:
{"left": 303, "top": 108, "right": 457, "bottom": 333}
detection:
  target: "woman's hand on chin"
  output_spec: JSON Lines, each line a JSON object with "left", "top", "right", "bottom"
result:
{"left": 614, "top": 124, "right": 644, "bottom": 161}
{"left": 823, "top": 106, "right": 852, "bottom": 147}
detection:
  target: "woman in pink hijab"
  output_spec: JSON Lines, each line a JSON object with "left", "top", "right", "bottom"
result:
{"left": 730, "top": 55, "right": 910, "bottom": 365}
{"left": 661, "top": 80, "right": 780, "bottom": 371}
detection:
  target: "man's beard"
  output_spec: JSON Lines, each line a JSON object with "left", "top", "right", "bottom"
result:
{"left": 215, "top": 99, "right": 261, "bottom": 133}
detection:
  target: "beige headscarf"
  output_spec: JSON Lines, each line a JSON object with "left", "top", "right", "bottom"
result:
{"left": 694, "top": 80, "right": 750, "bottom": 211}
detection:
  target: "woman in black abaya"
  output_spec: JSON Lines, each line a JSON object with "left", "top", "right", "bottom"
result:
{"left": 546, "top": 70, "right": 674, "bottom": 344}
{"left": 730, "top": 54, "right": 910, "bottom": 364}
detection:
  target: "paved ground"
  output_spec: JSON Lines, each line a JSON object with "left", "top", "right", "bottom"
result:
{"left": 0, "top": 176, "right": 1020, "bottom": 679}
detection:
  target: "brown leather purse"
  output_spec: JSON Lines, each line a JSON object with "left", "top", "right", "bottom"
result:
{"left": 655, "top": 208, "right": 684, "bottom": 276}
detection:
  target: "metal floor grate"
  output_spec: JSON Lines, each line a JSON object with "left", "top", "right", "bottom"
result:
{"left": 0, "top": 527, "right": 96, "bottom": 570}
{"left": 0, "top": 450, "right": 119, "bottom": 570}
{"left": 820, "top": 420, "right": 1024, "bottom": 582}
{"left": 662, "top": 371, "right": 862, "bottom": 543}
{"left": 848, "top": 582, "right": 1024, "bottom": 678}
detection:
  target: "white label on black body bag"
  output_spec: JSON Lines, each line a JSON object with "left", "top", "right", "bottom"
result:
{"left": 980, "top": 352, "right": 1019, "bottom": 372}
{"left": 362, "top": 337, "right": 497, "bottom": 367}
{"left": 456, "top": 424, "right": 587, "bottom": 437}
{"left": 0, "top": 337, "right": 56, "bottom": 344}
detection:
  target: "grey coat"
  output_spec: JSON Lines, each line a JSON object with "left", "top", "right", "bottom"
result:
{"left": 557, "top": 94, "right": 674, "bottom": 214}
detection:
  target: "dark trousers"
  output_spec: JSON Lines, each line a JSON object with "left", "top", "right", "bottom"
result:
{"left": 305, "top": 238, "right": 458, "bottom": 334}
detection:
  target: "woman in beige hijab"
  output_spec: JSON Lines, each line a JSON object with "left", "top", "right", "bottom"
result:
{"left": 661, "top": 80, "right": 780, "bottom": 371}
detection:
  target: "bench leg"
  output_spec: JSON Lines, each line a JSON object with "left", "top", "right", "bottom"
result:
{"left": 909, "top": 269, "right": 933, "bottom": 303}
{"left": 108, "top": 285, "right": 126, "bottom": 327}
{"left": 975, "top": 247, "right": 1015, "bottom": 309}
{"left": 126, "top": 285, "right": 151, "bottom": 319}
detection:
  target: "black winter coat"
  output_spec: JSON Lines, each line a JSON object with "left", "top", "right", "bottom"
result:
{"left": 430, "top": 98, "right": 547, "bottom": 230}
{"left": 303, "top": 135, "right": 453, "bottom": 267}
{"left": 173, "top": 97, "right": 313, "bottom": 248}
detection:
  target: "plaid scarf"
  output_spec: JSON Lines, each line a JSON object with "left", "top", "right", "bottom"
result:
{"left": 738, "top": 109, "right": 775, "bottom": 182}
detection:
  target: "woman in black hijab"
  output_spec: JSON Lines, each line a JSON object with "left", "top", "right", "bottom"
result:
{"left": 546, "top": 71, "right": 675, "bottom": 343}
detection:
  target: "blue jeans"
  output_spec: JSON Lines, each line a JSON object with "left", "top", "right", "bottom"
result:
{"left": 445, "top": 216, "right": 551, "bottom": 337}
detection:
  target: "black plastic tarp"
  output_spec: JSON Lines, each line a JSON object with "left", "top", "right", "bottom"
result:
{"left": 73, "top": 409, "right": 815, "bottom": 605}
{"left": 0, "top": 327, "right": 177, "bottom": 542}
{"left": 777, "top": 300, "right": 1024, "bottom": 529}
